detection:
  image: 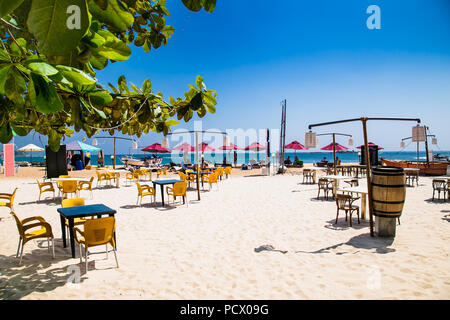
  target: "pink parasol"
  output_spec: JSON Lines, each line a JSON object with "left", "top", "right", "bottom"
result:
{"left": 356, "top": 142, "right": 383, "bottom": 150}
{"left": 172, "top": 142, "right": 194, "bottom": 152}
{"left": 244, "top": 142, "right": 266, "bottom": 151}
{"left": 285, "top": 141, "right": 308, "bottom": 150}
{"left": 197, "top": 142, "right": 216, "bottom": 152}
{"left": 141, "top": 143, "right": 171, "bottom": 153}
{"left": 218, "top": 143, "right": 241, "bottom": 150}
{"left": 320, "top": 143, "right": 348, "bottom": 151}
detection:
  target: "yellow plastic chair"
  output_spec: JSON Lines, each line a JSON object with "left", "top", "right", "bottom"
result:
{"left": 10, "top": 211, "right": 54, "bottom": 265}
{"left": 203, "top": 172, "right": 219, "bottom": 190}
{"left": 215, "top": 167, "right": 224, "bottom": 181}
{"left": 74, "top": 217, "right": 118, "bottom": 271}
{"left": 224, "top": 166, "right": 231, "bottom": 178}
{"left": 166, "top": 181, "right": 188, "bottom": 206}
{"left": 126, "top": 170, "right": 139, "bottom": 186}
{"left": 36, "top": 179, "right": 55, "bottom": 201}
{"left": 60, "top": 181, "right": 78, "bottom": 199}
{"left": 136, "top": 182, "right": 156, "bottom": 206}
{"left": 156, "top": 167, "right": 168, "bottom": 177}
{"left": 0, "top": 188, "right": 18, "bottom": 211}
{"left": 96, "top": 171, "right": 110, "bottom": 187}
{"left": 78, "top": 177, "right": 94, "bottom": 199}
{"left": 185, "top": 170, "right": 196, "bottom": 187}
{"left": 178, "top": 172, "right": 187, "bottom": 181}
{"left": 56, "top": 175, "right": 71, "bottom": 196}
{"left": 105, "top": 171, "right": 116, "bottom": 184}
{"left": 62, "top": 198, "right": 88, "bottom": 244}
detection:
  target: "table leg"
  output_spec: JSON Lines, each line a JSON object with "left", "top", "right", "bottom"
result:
{"left": 361, "top": 193, "right": 367, "bottom": 220}
{"left": 160, "top": 184, "right": 165, "bottom": 206}
{"left": 116, "top": 173, "right": 120, "bottom": 188}
{"left": 60, "top": 214, "right": 66, "bottom": 248}
{"left": 313, "top": 171, "right": 317, "bottom": 184}
{"left": 69, "top": 218, "right": 75, "bottom": 258}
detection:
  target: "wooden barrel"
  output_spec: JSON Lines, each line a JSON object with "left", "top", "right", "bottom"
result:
{"left": 371, "top": 166, "right": 406, "bottom": 218}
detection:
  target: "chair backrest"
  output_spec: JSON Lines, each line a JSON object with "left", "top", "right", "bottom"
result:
{"left": 224, "top": 167, "right": 231, "bottom": 174}
{"left": 62, "top": 198, "right": 85, "bottom": 208}
{"left": 9, "top": 188, "right": 18, "bottom": 203}
{"left": 173, "top": 182, "right": 187, "bottom": 195}
{"left": 83, "top": 217, "right": 116, "bottom": 247}
{"left": 433, "top": 179, "right": 446, "bottom": 189}
{"left": 9, "top": 211, "right": 25, "bottom": 238}
{"left": 61, "top": 181, "right": 78, "bottom": 193}
{"left": 208, "top": 172, "right": 218, "bottom": 183}
{"left": 350, "top": 179, "right": 359, "bottom": 187}
{"left": 178, "top": 172, "right": 186, "bottom": 181}
{"left": 59, "top": 175, "right": 71, "bottom": 178}
{"left": 336, "top": 194, "right": 352, "bottom": 209}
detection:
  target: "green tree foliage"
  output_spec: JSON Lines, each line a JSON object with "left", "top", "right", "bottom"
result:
{"left": 0, "top": 0, "right": 218, "bottom": 151}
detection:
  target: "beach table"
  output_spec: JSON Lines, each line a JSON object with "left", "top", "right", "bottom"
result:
{"left": 51, "top": 177, "right": 90, "bottom": 182}
{"left": 57, "top": 204, "right": 117, "bottom": 258}
{"left": 152, "top": 179, "right": 184, "bottom": 206}
{"left": 190, "top": 171, "right": 211, "bottom": 187}
{"left": 106, "top": 169, "right": 126, "bottom": 188}
{"left": 337, "top": 186, "right": 368, "bottom": 220}
{"left": 322, "top": 175, "right": 350, "bottom": 196}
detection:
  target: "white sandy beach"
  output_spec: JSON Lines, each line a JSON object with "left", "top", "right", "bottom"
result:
{"left": 0, "top": 169, "right": 449, "bottom": 300}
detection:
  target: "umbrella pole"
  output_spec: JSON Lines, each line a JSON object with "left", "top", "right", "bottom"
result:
{"left": 362, "top": 118, "right": 374, "bottom": 237}
{"left": 195, "top": 132, "right": 200, "bottom": 201}
{"left": 333, "top": 133, "right": 337, "bottom": 175}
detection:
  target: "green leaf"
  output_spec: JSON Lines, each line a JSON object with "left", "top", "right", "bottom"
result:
{"left": 0, "top": 65, "right": 12, "bottom": 94}
{"left": 11, "top": 125, "right": 28, "bottom": 136}
{"left": 25, "top": 58, "right": 59, "bottom": 76}
{"left": 182, "top": 0, "right": 202, "bottom": 12}
{"left": 94, "top": 0, "right": 108, "bottom": 10}
{"left": 5, "top": 67, "right": 26, "bottom": 102}
{"left": 190, "top": 92, "right": 203, "bottom": 110}
{"left": 0, "top": 0, "right": 25, "bottom": 18}
{"left": 56, "top": 65, "right": 97, "bottom": 86}
{"left": 88, "top": 0, "right": 133, "bottom": 32}
{"left": 48, "top": 129, "right": 61, "bottom": 152}
{"left": 31, "top": 73, "right": 65, "bottom": 113}
{"left": 202, "top": 0, "right": 216, "bottom": 13}
{"left": 0, "top": 122, "right": 13, "bottom": 144}
{"left": 27, "top": 0, "right": 91, "bottom": 56}
{"left": 142, "top": 79, "right": 151, "bottom": 94}
{"left": 0, "top": 49, "right": 11, "bottom": 62}
{"left": 95, "top": 30, "right": 131, "bottom": 61}
{"left": 88, "top": 90, "right": 113, "bottom": 106}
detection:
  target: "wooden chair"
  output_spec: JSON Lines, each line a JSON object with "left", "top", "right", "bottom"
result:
{"left": 0, "top": 188, "right": 18, "bottom": 211}
{"left": 335, "top": 193, "right": 360, "bottom": 227}
{"left": 406, "top": 171, "right": 419, "bottom": 187}
{"left": 317, "top": 178, "right": 333, "bottom": 200}
{"left": 302, "top": 169, "right": 314, "bottom": 184}
{"left": 432, "top": 179, "right": 447, "bottom": 201}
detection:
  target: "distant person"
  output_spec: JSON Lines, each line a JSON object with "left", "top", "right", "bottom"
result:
{"left": 233, "top": 151, "right": 238, "bottom": 167}
{"left": 321, "top": 156, "right": 327, "bottom": 162}
{"left": 294, "top": 155, "right": 299, "bottom": 162}
{"left": 285, "top": 156, "right": 292, "bottom": 165}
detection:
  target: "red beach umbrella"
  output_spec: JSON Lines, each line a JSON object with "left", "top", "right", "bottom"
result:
{"left": 218, "top": 143, "right": 241, "bottom": 150}
{"left": 356, "top": 142, "right": 383, "bottom": 150}
{"left": 244, "top": 142, "right": 266, "bottom": 151}
{"left": 141, "top": 143, "right": 171, "bottom": 153}
{"left": 285, "top": 141, "right": 308, "bottom": 150}
{"left": 320, "top": 142, "right": 348, "bottom": 151}
{"left": 172, "top": 142, "right": 194, "bottom": 152}
{"left": 197, "top": 142, "right": 216, "bottom": 152}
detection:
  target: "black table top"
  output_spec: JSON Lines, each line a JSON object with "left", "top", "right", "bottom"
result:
{"left": 57, "top": 204, "right": 116, "bottom": 218}
{"left": 152, "top": 179, "right": 184, "bottom": 185}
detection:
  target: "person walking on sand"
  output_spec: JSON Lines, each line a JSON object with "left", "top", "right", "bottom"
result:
{"left": 233, "top": 150, "right": 237, "bottom": 167}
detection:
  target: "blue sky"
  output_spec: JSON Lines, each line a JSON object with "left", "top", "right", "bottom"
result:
{"left": 11, "top": 0, "right": 450, "bottom": 154}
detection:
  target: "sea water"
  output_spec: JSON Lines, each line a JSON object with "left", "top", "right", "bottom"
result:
{"left": 11, "top": 150, "right": 450, "bottom": 166}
